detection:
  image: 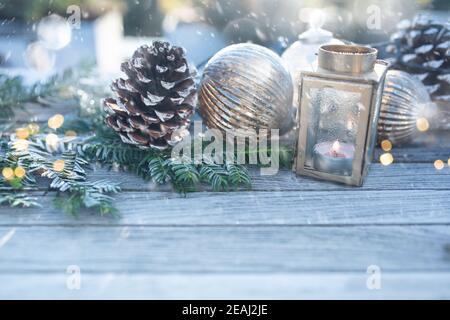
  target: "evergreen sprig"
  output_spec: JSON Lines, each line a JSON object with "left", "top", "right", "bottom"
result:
{"left": 0, "top": 65, "right": 295, "bottom": 216}
{"left": 53, "top": 180, "right": 120, "bottom": 217}
{"left": 0, "top": 134, "right": 120, "bottom": 216}
{"left": 0, "top": 193, "right": 40, "bottom": 208}
{"left": 81, "top": 134, "right": 253, "bottom": 193}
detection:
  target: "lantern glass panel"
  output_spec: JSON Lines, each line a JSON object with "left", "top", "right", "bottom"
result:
{"left": 304, "top": 86, "right": 362, "bottom": 176}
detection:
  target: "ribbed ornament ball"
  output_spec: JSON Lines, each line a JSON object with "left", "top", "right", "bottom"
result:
{"left": 378, "top": 70, "right": 433, "bottom": 144}
{"left": 198, "top": 43, "right": 294, "bottom": 135}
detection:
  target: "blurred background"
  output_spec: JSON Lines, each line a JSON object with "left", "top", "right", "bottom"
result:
{"left": 0, "top": 0, "right": 448, "bottom": 79}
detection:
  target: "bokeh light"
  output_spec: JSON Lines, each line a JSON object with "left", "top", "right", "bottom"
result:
{"left": 15, "top": 127, "right": 30, "bottom": 140}
{"left": 12, "top": 139, "right": 30, "bottom": 151}
{"left": 2, "top": 167, "right": 14, "bottom": 181}
{"left": 45, "top": 133, "right": 59, "bottom": 151}
{"left": 27, "top": 123, "right": 40, "bottom": 135}
{"left": 380, "top": 153, "right": 394, "bottom": 166}
{"left": 416, "top": 117, "right": 429, "bottom": 132}
{"left": 48, "top": 114, "right": 65, "bottom": 130}
{"left": 65, "top": 130, "right": 77, "bottom": 138}
{"left": 434, "top": 160, "right": 444, "bottom": 170}
{"left": 381, "top": 139, "right": 392, "bottom": 152}
{"left": 24, "top": 41, "right": 56, "bottom": 72}
{"left": 53, "top": 159, "right": 65, "bottom": 172}
{"left": 37, "top": 14, "right": 72, "bottom": 50}
{"left": 14, "top": 167, "right": 26, "bottom": 178}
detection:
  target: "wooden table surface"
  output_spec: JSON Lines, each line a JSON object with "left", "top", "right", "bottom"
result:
{"left": 1, "top": 102, "right": 449, "bottom": 299}
{"left": 1, "top": 13, "right": 449, "bottom": 300}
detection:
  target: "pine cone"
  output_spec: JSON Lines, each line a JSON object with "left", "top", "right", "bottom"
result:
{"left": 104, "top": 41, "right": 196, "bottom": 150}
{"left": 385, "top": 16, "right": 450, "bottom": 105}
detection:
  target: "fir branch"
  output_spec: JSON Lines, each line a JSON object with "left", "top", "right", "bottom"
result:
{"left": 169, "top": 161, "right": 201, "bottom": 193}
{"left": 0, "top": 193, "right": 41, "bottom": 208}
{"left": 1, "top": 134, "right": 120, "bottom": 216}
{"left": 82, "top": 133, "right": 255, "bottom": 192}
{"left": 226, "top": 163, "right": 251, "bottom": 189}
{"left": 0, "top": 63, "right": 297, "bottom": 216}
{"left": 147, "top": 157, "right": 171, "bottom": 184}
{"left": 53, "top": 180, "right": 120, "bottom": 217}
{"left": 199, "top": 163, "right": 229, "bottom": 191}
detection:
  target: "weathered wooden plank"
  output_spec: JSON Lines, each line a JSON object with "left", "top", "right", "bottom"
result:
{"left": 1, "top": 272, "right": 449, "bottom": 299}
{"left": 372, "top": 130, "right": 450, "bottom": 162}
{"left": 1, "top": 189, "right": 449, "bottom": 225}
{"left": 84, "top": 163, "right": 450, "bottom": 192}
{"left": 15, "top": 163, "right": 450, "bottom": 193}
{"left": 373, "top": 147, "right": 449, "bottom": 164}
{"left": 0, "top": 226, "right": 449, "bottom": 273}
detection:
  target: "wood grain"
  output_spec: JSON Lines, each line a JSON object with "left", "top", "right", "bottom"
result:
{"left": 1, "top": 189, "right": 449, "bottom": 226}
{"left": 1, "top": 225, "right": 449, "bottom": 273}
{"left": 10, "top": 163, "right": 450, "bottom": 193}
{"left": 1, "top": 272, "right": 449, "bottom": 299}
{"left": 84, "top": 163, "right": 450, "bottom": 192}
{"left": 2, "top": 32, "right": 450, "bottom": 300}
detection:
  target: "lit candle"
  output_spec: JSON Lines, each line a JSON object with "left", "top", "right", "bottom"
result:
{"left": 313, "top": 140, "right": 355, "bottom": 175}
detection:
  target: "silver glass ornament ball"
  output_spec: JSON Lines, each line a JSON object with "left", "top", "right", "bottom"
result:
{"left": 198, "top": 43, "right": 294, "bottom": 135}
{"left": 378, "top": 70, "right": 433, "bottom": 144}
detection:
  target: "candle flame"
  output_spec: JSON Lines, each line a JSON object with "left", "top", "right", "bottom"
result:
{"left": 332, "top": 140, "right": 340, "bottom": 153}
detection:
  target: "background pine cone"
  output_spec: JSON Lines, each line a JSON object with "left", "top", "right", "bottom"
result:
{"left": 385, "top": 16, "right": 450, "bottom": 106}
{"left": 104, "top": 41, "right": 197, "bottom": 150}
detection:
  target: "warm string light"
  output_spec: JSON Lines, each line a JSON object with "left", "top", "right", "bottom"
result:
{"left": 12, "top": 123, "right": 41, "bottom": 152}
{"left": 28, "top": 123, "right": 40, "bottom": 135}
{"left": 15, "top": 127, "right": 30, "bottom": 139}
{"left": 2, "top": 167, "right": 14, "bottom": 181}
{"left": 48, "top": 114, "right": 65, "bottom": 130}
{"left": 381, "top": 139, "right": 392, "bottom": 152}
{"left": 434, "top": 160, "right": 444, "bottom": 170}
{"left": 65, "top": 130, "right": 77, "bottom": 138}
{"left": 53, "top": 160, "right": 65, "bottom": 172}
{"left": 1, "top": 167, "right": 26, "bottom": 180}
{"left": 12, "top": 139, "right": 30, "bottom": 151}
{"left": 380, "top": 140, "right": 394, "bottom": 166}
{"left": 45, "top": 133, "right": 59, "bottom": 151}
{"left": 14, "top": 167, "right": 26, "bottom": 178}
{"left": 380, "top": 153, "right": 394, "bottom": 166}
{"left": 416, "top": 117, "right": 429, "bottom": 132}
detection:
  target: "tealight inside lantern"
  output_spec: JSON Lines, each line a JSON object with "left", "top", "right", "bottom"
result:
{"left": 295, "top": 45, "right": 389, "bottom": 186}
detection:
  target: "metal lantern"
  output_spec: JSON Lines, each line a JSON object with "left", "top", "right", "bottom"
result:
{"left": 295, "top": 45, "right": 389, "bottom": 186}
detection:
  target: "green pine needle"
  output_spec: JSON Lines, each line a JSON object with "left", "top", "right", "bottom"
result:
{"left": 147, "top": 157, "right": 171, "bottom": 184}
{"left": 199, "top": 163, "right": 229, "bottom": 191}
{"left": 226, "top": 163, "right": 251, "bottom": 189}
{"left": 0, "top": 193, "right": 41, "bottom": 208}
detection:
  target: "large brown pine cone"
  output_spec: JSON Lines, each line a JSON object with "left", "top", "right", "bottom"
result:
{"left": 104, "top": 41, "right": 197, "bottom": 150}
{"left": 386, "top": 16, "right": 450, "bottom": 105}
